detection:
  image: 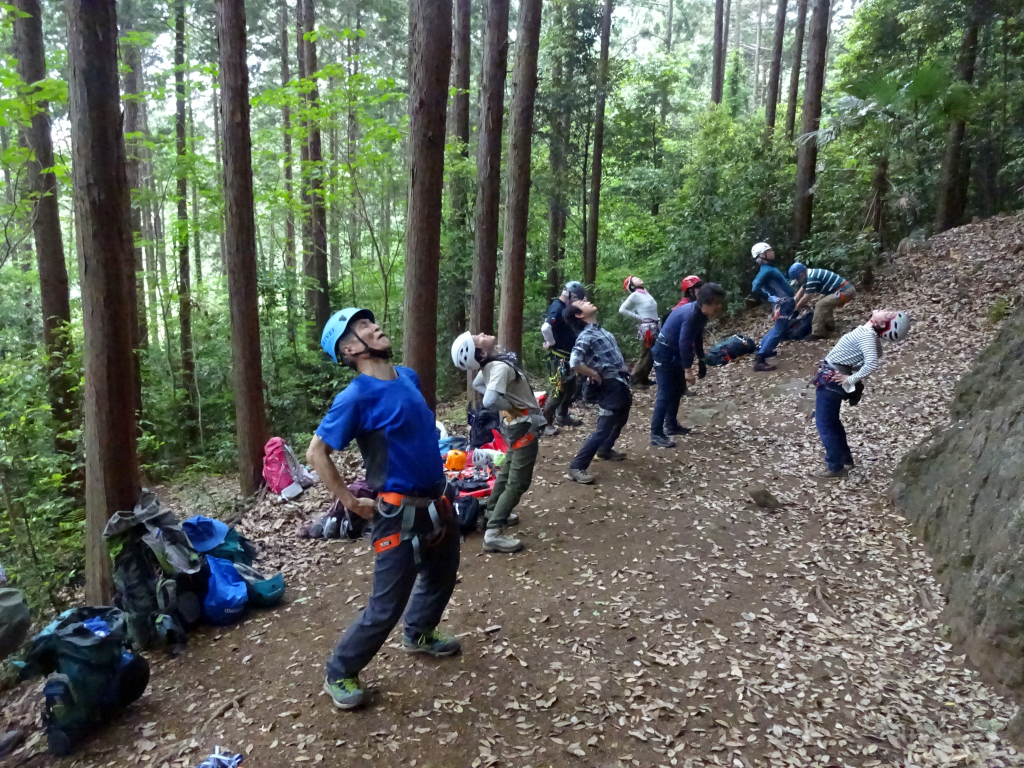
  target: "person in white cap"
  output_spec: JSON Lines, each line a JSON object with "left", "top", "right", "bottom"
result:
{"left": 750, "top": 242, "right": 796, "bottom": 372}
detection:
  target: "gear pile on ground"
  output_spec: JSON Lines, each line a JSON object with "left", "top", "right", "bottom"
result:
{"left": 2, "top": 214, "right": 1023, "bottom": 768}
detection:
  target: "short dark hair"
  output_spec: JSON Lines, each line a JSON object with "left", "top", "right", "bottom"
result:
{"left": 696, "top": 282, "right": 727, "bottom": 307}
{"left": 562, "top": 303, "right": 586, "bottom": 334}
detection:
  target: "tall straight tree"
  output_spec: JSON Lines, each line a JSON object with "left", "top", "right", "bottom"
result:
{"left": 752, "top": 0, "right": 764, "bottom": 105}
{"left": 296, "top": 0, "right": 312, "bottom": 325}
{"left": 496, "top": 0, "right": 542, "bottom": 359}
{"left": 217, "top": 0, "right": 269, "bottom": 496}
{"left": 450, "top": 0, "right": 471, "bottom": 225}
{"left": 13, "top": 0, "right": 73, "bottom": 436}
{"left": 784, "top": 0, "right": 808, "bottom": 139}
{"left": 66, "top": 0, "right": 141, "bottom": 603}
{"left": 174, "top": 0, "right": 197, "bottom": 433}
{"left": 470, "top": 0, "right": 509, "bottom": 337}
{"left": 792, "top": 0, "right": 829, "bottom": 248}
{"left": 583, "top": 0, "right": 612, "bottom": 288}
{"left": 764, "top": 0, "right": 788, "bottom": 131}
{"left": 935, "top": 1, "right": 985, "bottom": 233}
{"left": 280, "top": 0, "right": 296, "bottom": 346}
{"left": 301, "top": 0, "right": 330, "bottom": 338}
{"left": 711, "top": 0, "right": 725, "bottom": 103}
{"left": 547, "top": 8, "right": 569, "bottom": 301}
{"left": 403, "top": 0, "right": 452, "bottom": 411}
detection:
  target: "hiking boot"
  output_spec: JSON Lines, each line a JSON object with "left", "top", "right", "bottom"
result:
{"left": 815, "top": 468, "right": 849, "bottom": 480}
{"left": 568, "top": 468, "right": 595, "bottom": 484}
{"left": 542, "top": 424, "right": 559, "bottom": 437}
{"left": 650, "top": 434, "right": 676, "bottom": 449}
{"left": 402, "top": 628, "right": 462, "bottom": 657}
{"left": 666, "top": 424, "right": 691, "bottom": 436}
{"left": 483, "top": 528, "right": 524, "bottom": 553}
{"left": 324, "top": 676, "right": 365, "bottom": 710}
{"left": 752, "top": 354, "right": 777, "bottom": 372}
{"left": 556, "top": 414, "right": 582, "bottom": 427}
{"left": 597, "top": 449, "right": 627, "bottom": 461}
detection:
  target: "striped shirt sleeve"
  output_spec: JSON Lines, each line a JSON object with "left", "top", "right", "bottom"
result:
{"left": 826, "top": 326, "right": 881, "bottom": 384}
{"left": 805, "top": 269, "right": 846, "bottom": 295}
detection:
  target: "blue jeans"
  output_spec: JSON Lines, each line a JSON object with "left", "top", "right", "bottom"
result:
{"left": 815, "top": 385, "right": 853, "bottom": 471}
{"left": 651, "top": 344, "right": 684, "bottom": 436}
{"left": 326, "top": 507, "right": 460, "bottom": 679}
{"left": 570, "top": 378, "right": 632, "bottom": 470}
{"left": 758, "top": 298, "right": 796, "bottom": 357}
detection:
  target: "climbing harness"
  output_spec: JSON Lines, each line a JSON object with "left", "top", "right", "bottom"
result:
{"left": 509, "top": 431, "right": 536, "bottom": 451}
{"left": 374, "top": 490, "right": 452, "bottom": 565}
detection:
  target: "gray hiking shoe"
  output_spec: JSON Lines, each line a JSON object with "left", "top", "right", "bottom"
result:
{"left": 597, "top": 449, "right": 627, "bottom": 461}
{"left": 650, "top": 434, "right": 676, "bottom": 448}
{"left": 505, "top": 512, "right": 519, "bottom": 527}
{"left": 402, "top": 628, "right": 462, "bottom": 657}
{"left": 324, "top": 676, "right": 364, "bottom": 710}
{"left": 483, "top": 528, "right": 524, "bottom": 553}
{"left": 569, "top": 467, "right": 595, "bottom": 484}
{"left": 542, "top": 424, "right": 559, "bottom": 437}
{"left": 815, "top": 467, "right": 849, "bottom": 480}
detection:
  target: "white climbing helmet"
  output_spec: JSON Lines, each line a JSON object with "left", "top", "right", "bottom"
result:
{"left": 751, "top": 242, "right": 772, "bottom": 260}
{"left": 451, "top": 331, "right": 478, "bottom": 371}
{"left": 882, "top": 311, "right": 911, "bottom": 341}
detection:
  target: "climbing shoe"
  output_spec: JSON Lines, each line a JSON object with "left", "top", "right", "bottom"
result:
{"left": 324, "top": 676, "right": 364, "bottom": 710}
{"left": 597, "top": 449, "right": 627, "bottom": 461}
{"left": 650, "top": 434, "right": 676, "bottom": 449}
{"left": 666, "top": 424, "right": 691, "bottom": 436}
{"left": 568, "top": 468, "right": 595, "bottom": 484}
{"left": 752, "top": 354, "right": 777, "bottom": 372}
{"left": 556, "top": 415, "right": 582, "bottom": 427}
{"left": 483, "top": 528, "right": 524, "bottom": 553}
{"left": 814, "top": 468, "right": 848, "bottom": 480}
{"left": 402, "top": 628, "right": 462, "bottom": 657}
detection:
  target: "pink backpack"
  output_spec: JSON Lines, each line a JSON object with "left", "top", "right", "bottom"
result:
{"left": 262, "top": 438, "right": 316, "bottom": 495}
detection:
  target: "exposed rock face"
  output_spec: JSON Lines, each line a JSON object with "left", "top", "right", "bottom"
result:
{"left": 891, "top": 305, "right": 1024, "bottom": 712}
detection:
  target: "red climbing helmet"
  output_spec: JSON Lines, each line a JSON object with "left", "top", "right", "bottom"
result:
{"left": 623, "top": 276, "right": 637, "bottom": 293}
{"left": 680, "top": 275, "right": 702, "bottom": 293}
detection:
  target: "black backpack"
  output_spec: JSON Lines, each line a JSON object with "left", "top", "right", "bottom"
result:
{"left": 455, "top": 496, "right": 481, "bottom": 535}
{"left": 705, "top": 334, "right": 758, "bottom": 366}
{"left": 468, "top": 408, "right": 501, "bottom": 449}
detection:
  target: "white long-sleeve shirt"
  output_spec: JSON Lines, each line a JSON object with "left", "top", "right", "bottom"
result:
{"left": 826, "top": 324, "right": 883, "bottom": 385}
{"left": 618, "top": 289, "right": 659, "bottom": 321}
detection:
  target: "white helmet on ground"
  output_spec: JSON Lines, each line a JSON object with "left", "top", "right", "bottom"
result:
{"left": 882, "top": 311, "right": 911, "bottom": 341}
{"left": 451, "top": 331, "right": 478, "bottom": 371}
{"left": 751, "top": 242, "right": 772, "bottom": 260}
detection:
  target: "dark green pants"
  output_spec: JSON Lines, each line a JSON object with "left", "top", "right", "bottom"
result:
{"left": 486, "top": 421, "right": 539, "bottom": 529}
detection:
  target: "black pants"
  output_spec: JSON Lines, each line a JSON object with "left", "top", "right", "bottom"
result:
{"left": 570, "top": 378, "right": 632, "bottom": 470}
{"left": 651, "top": 343, "right": 684, "bottom": 436}
{"left": 543, "top": 358, "right": 577, "bottom": 424}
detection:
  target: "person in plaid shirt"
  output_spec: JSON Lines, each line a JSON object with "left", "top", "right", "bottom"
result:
{"left": 563, "top": 299, "right": 632, "bottom": 484}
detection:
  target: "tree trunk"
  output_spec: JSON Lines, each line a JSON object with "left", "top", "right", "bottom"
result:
{"left": 784, "top": 0, "right": 808, "bottom": 139}
{"left": 869, "top": 155, "right": 888, "bottom": 240}
{"left": 470, "top": 0, "right": 509, "bottom": 337}
{"left": 496, "top": 0, "right": 542, "bottom": 360}
{"left": 764, "top": 0, "right": 787, "bottom": 131}
{"left": 296, "top": 0, "right": 312, "bottom": 330}
{"left": 66, "top": 0, "right": 141, "bottom": 605}
{"left": 547, "top": 47, "right": 568, "bottom": 303}
{"left": 280, "top": 0, "right": 296, "bottom": 346}
{"left": 175, "top": 0, "right": 197, "bottom": 434}
{"left": 189, "top": 99, "right": 202, "bottom": 285}
{"left": 213, "top": 77, "right": 226, "bottom": 276}
{"left": 753, "top": 0, "right": 763, "bottom": 106}
{"left": 328, "top": 116, "right": 340, "bottom": 283}
{"left": 403, "top": 0, "right": 452, "bottom": 411}
{"left": 583, "top": 0, "right": 612, "bottom": 288}
{"left": 217, "top": 0, "right": 269, "bottom": 497}
{"left": 451, "top": 0, "right": 471, "bottom": 225}
{"left": 346, "top": 18, "right": 361, "bottom": 301}
{"left": 711, "top": 0, "right": 725, "bottom": 103}
{"left": 13, "top": 0, "right": 74, "bottom": 436}
{"left": 302, "top": 0, "right": 330, "bottom": 340}
{"left": 792, "top": 0, "right": 829, "bottom": 248}
{"left": 935, "top": 10, "right": 982, "bottom": 233}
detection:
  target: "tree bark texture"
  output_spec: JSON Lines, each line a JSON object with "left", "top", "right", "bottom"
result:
{"left": 764, "top": 0, "right": 787, "bottom": 131}
{"left": 792, "top": 0, "right": 829, "bottom": 248}
{"left": 280, "top": 0, "right": 296, "bottom": 346}
{"left": 711, "top": 0, "right": 725, "bottom": 103}
{"left": 301, "top": 0, "right": 330, "bottom": 340}
{"left": 14, "top": 0, "right": 75, "bottom": 432}
{"left": 547, "top": 53, "right": 568, "bottom": 303}
{"left": 403, "top": 0, "right": 452, "bottom": 411}
{"left": 935, "top": 9, "right": 982, "bottom": 233}
{"left": 583, "top": 0, "right": 612, "bottom": 288}
{"left": 217, "top": 0, "right": 269, "bottom": 497}
{"left": 451, "top": 0, "right": 471, "bottom": 225}
{"left": 784, "top": 0, "right": 808, "bottom": 139}
{"left": 496, "top": 0, "right": 542, "bottom": 359}
{"left": 175, "top": 0, "right": 197, "bottom": 432}
{"left": 66, "top": 0, "right": 141, "bottom": 604}
{"left": 296, "top": 0, "right": 312, "bottom": 328}
{"left": 213, "top": 78, "right": 226, "bottom": 275}
{"left": 753, "top": 0, "right": 763, "bottom": 105}
{"left": 470, "top": 0, "right": 509, "bottom": 337}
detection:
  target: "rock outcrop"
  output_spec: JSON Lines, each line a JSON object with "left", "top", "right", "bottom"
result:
{"left": 891, "top": 304, "right": 1024, "bottom": 728}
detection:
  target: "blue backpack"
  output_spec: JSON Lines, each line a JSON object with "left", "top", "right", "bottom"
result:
{"left": 203, "top": 557, "right": 248, "bottom": 625}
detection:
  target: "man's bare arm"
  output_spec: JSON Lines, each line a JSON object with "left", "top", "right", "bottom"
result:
{"left": 306, "top": 435, "right": 375, "bottom": 520}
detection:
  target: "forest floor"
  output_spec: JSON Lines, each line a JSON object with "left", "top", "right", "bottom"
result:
{"left": 4, "top": 214, "right": 1024, "bottom": 768}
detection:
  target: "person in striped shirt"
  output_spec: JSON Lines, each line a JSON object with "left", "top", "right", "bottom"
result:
{"left": 811, "top": 310, "right": 911, "bottom": 479}
{"left": 789, "top": 263, "right": 856, "bottom": 338}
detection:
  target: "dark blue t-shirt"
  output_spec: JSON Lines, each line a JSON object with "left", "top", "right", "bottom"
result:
{"left": 659, "top": 302, "right": 707, "bottom": 368}
{"left": 315, "top": 366, "right": 445, "bottom": 497}
{"left": 545, "top": 298, "right": 578, "bottom": 355}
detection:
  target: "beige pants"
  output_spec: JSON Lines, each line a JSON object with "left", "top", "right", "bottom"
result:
{"left": 812, "top": 284, "right": 856, "bottom": 337}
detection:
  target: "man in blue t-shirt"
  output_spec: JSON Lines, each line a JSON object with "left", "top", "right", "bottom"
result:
{"left": 306, "top": 308, "right": 461, "bottom": 711}
{"left": 750, "top": 242, "right": 796, "bottom": 372}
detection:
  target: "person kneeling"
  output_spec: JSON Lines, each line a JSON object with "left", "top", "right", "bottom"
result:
{"left": 812, "top": 310, "right": 911, "bottom": 479}
{"left": 452, "top": 331, "right": 544, "bottom": 554}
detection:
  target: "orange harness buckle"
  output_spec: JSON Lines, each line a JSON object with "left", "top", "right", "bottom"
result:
{"left": 374, "top": 532, "right": 401, "bottom": 554}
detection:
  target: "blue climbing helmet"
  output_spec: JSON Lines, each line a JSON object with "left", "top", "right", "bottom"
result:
{"left": 320, "top": 307, "right": 375, "bottom": 364}
{"left": 788, "top": 262, "right": 808, "bottom": 280}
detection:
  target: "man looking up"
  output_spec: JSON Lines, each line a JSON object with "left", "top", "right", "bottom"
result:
{"left": 541, "top": 281, "right": 587, "bottom": 432}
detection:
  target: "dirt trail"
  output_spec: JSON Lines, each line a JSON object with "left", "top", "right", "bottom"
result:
{"left": 6, "top": 215, "right": 1024, "bottom": 768}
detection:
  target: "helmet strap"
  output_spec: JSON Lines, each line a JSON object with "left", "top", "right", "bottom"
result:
{"left": 341, "top": 330, "right": 394, "bottom": 368}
